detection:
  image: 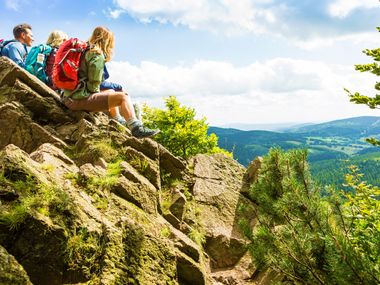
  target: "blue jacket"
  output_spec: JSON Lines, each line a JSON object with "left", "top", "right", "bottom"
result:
{"left": 1, "top": 41, "right": 28, "bottom": 68}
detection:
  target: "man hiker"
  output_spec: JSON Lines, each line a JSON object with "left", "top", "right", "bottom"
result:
{"left": 1, "top": 23, "right": 34, "bottom": 68}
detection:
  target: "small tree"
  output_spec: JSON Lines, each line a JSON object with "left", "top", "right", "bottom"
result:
{"left": 142, "top": 96, "right": 230, "bottom": 158}
{"left": 346, "top": 27, "right": 380, "bottom": 145}
{"left": 241, "top": 148, "right": 379, "bottom": 284}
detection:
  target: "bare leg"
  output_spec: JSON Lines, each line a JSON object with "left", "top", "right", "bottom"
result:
{"left": 108, "top": 92, "right": 136, "bottom": 121}
{"left": 109, "top": 107, "right": 118, "bottom": 117}
{"left": 106, "top": 91, "right": 159, "bottom": 138}
{"left": 101, "top": 89, "right": 119, "bottom": 118}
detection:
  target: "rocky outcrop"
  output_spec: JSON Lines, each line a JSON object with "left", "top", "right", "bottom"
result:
{"left": 0, "top": 56, "right": 264, "bottom": 284}
{"left": 190, "top": 154, "right": 257, "bottom": 283}
{"left": 0, "top": 245, "right": 32, "bottom": 285}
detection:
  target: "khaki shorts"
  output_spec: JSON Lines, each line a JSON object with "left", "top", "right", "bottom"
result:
{"left": 64, "top": 93, "right": 109, "bottom": 112}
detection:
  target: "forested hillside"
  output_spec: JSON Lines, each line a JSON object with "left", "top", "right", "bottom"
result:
{"left": 210, "top": 116, "right": 380, "bottom": 187}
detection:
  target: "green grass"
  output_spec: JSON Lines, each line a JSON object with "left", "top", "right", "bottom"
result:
{"left": 0, "top": 178, "right": 73, "bottom": 230}
{"left": 65, "top": 227, "right": 104, "bottom": 277}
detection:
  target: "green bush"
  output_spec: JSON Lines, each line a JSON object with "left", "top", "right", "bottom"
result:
{"left": 142, "top": 96, "right": 231, "bottom": 158}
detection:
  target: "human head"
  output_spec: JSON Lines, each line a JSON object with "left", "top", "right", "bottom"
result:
{"left": 13, "top": 23, "right": 34, "bottom": 47}
{"left": 46, "top": 30, "right": 68, "bottom": 48}
{"left": 89, "top": 26, "right": 114, "bottom": 62}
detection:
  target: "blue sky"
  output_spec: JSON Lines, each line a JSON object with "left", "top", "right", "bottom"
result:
{"left": 1, "top": 0, "right": 380, "bottom": 127}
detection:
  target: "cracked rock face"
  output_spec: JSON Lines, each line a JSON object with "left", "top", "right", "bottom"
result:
{"left": 191, "top": 154, "right": 256, "bottom": 270}
{"left": 0, "top": 56, "right": 266, "bottom": 285}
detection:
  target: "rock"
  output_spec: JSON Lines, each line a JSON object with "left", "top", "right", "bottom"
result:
{"left": 30, "top": 143, "right": 79, "bottom": 178}
{"left": 0, "top": 245, "right": 32, "bottom": 285}
{"left": 0, "top": 144, "right": 50, "bottom": 185}
{"left": 176, "top": 250, "right": 206, "bottom": 285}
{"left": 169, "top": 191, "right": 187, "bottom": 220}
{"left": 205, "top": 235, "right": 247, "bottom": 269}
{"left": 241, "top": 157, "right": 262, "bottom": 197}
{"left": 79, "top": 163, "right": 106, "bottom": 181}
{"left": 0, "top": 57, "right": 279, "bottom": 285}
{"left": 0, "top": 102, "right": 67, "bottom": 153}
{"left": 4, "top": 215, "right": 66, "bottom": 285}
{"left": 0, "top": 180, "right": 18, "bottom": 201}
{"left": 0, "top": 57, "right": 60, "bottom": 101}
{"left": 159, "top": 144, "right": 187, "bottom": 179}
{"left": 123, "top": 146, "right": 161, "bottom": 190}
{"left": 191, "top": 154, "right": 256, "bottom": 269}
{"left": 211, "top": 252, "right": 256, "bottom": 285}
{"left": 157, "top": 216, "right": 202, "bottom": 263}
{"left": 0, "top": 79, "right": 73, "bottom": 124}
{"left": 112, "top": 174, "right": 158, "bottom": 215}
{"left": 123, "top": 135, "right": 160, "bottom": 161}
{"left": 163, "top": 212, "right": 182, "bottom": 229}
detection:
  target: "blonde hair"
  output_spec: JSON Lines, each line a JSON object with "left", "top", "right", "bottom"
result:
{"left": 88, "top": 26, "right": 114, "bottom": 62}
{"left": 46, "top": 30, "right": 68, "bottom": 48}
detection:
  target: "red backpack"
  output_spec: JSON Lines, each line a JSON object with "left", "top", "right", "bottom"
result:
{"left": 52, "top": 38, "right": 88, "bottom": 90}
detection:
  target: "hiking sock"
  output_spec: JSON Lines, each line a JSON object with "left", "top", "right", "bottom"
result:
{"left": 113, "top": 114, "right": 127, "bottom": 125}
{"left": 126, "top": 118, "right": 142, "bottom": 130}
{"left": 133, "top": 103, "right": 142, "bottom": 121}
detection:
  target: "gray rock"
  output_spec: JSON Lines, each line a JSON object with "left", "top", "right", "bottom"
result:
{"left": 0, "top": 102, "right": 67, "bottom": 153}
{"left": 169, "top": 191, "right": 187, "bottom": 220}
{"left": 0, "top": 245, "right": 32, "bottom": 285}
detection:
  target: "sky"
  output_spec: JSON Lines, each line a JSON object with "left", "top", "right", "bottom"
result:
{"left": 1, "top": 0, "right": 380, "bottom": 128}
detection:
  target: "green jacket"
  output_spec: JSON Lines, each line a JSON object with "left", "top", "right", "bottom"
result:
{"left": 64, "top": 51, "right": 105, "bottom": 100}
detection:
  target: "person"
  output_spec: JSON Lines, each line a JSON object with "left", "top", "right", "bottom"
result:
{"left": 1, "top": 23, "right": 34, "bottom": 68}
{"left": 45, "top": 30, "right": 68, "bottom": 90}
{"left": 62, "top": 26, "right": 159, "bottom": 139}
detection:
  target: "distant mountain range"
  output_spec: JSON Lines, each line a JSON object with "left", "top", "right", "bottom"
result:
{"left": 220, "top": 122, "right": 315, "bottom": 131}
{"left": 209, "top": 116, "right": 380, "bottom": 187}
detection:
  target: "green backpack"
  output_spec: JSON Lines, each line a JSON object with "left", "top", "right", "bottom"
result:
{"left": 25, "top": 44, "right": 52, "bottom": 83}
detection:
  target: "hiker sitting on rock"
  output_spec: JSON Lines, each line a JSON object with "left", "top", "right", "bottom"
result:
{"left": 62, "top": 26, "right": 159, "bottom": 139}
{"left": 45, "top": 30, "right": 68, "bottom": 90}
{"left": 0, "top": 23, "right": 34, "bottom": 68}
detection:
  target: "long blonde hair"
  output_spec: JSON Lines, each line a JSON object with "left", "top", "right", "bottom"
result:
{"left": 88, "top": 26, "right": 114, "bottom": 62}
{"left": 46, "top": 30, "right": 68, "bottom": 48}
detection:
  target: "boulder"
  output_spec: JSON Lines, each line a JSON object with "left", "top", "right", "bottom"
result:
{"left": 3, "top": 215, "right": 66, "bottom": 285}
{"left": 112, "top": 174, "right": 158, "bottom": 215}
{"left": 0, "top": 79, "right": 73, "bottom": 124}
{"left": 191, "top": 154, "right": 256, "bottom": 269}
{"left": 0, "top": 245, "right": 32, "bottom": 285}
{"left": 123, "top": 146, "right": 161, "bottom": 190}
{"left": 30, "top": 143, "right": 79, "bottom": 178}
{"left": 0, "top": 57, "right": 60, "bottom": 100}
{"left": 169, "top": 191, "right": 187, "bottom": 221}
{"left": 0, "top": 102, "right": 66, "bottom": 153}
{"left": 241, "top": 157, "right": 262, "bottom": 197}
{"left": 176, "top": 250, "right": 206, "bottom": 285}
{"left": 159, "top": 144, "right": 188, "bottom": 179}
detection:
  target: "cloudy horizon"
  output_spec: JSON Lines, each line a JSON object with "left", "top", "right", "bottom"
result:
{"left": 1, "top": 0, "right": 379, "bottom": 127}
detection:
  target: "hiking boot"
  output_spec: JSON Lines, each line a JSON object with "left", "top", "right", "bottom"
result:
{"left": 131, "top": 125, "right": 160, "bottom": 138}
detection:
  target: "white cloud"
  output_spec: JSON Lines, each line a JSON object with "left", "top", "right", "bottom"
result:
{"left": 111, "top": 0, "right": 280, "bottom": 36}
{"left": 5, "top": 0, "right": 22, "bottom": 11}
{"left": 294, "top": 32, "right": 380, "bottom": 50}
{"left": 328, "top": 0, "right": 379, "bottom": 18}
{"left": 107, "top": 58, "right": 377, "bottom": 125}
{"left": 105, "top": 8, "right": 125, "bottom": 19}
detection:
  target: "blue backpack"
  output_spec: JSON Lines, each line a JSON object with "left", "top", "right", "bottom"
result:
{"left": 25, "top": 44, "right": 52, "bottom": 83}
{"left": 0, "top": 39, "right": 16, "bottom": 55}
